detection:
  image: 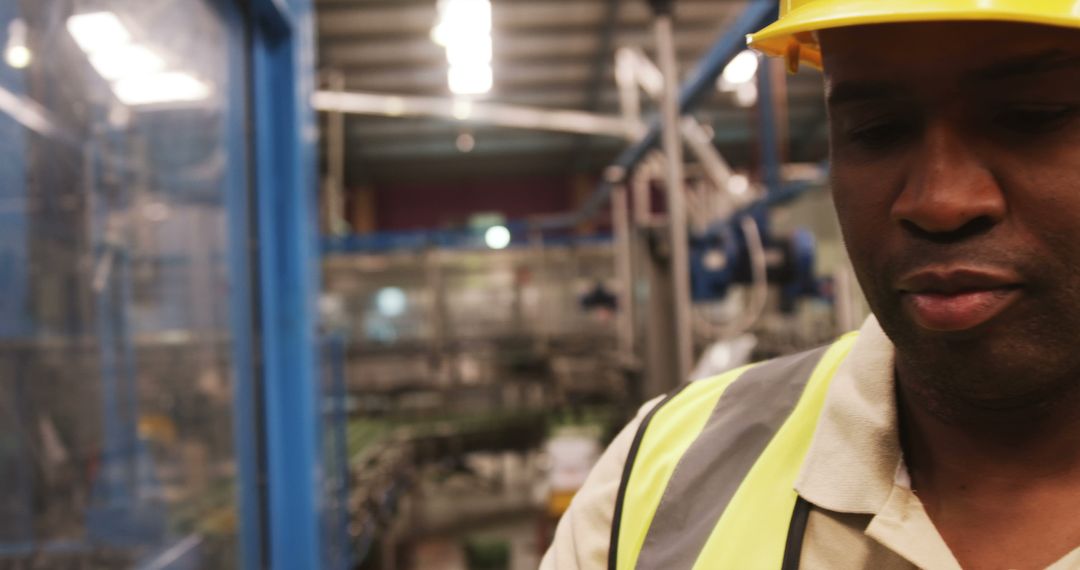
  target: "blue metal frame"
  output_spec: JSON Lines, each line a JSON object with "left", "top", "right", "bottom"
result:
{"left": 0, "top": 0, "right": 34, "bottom": 541}
{"left": 320, "top": 333, "right": 351, "bottom": 570}
{"left": 321, "top": 228, "right": 614, "bottom": 255}
{"left": 207, "top": 0, "right": 265, "bottom": 567}
{"left": 248, "top": 0, "right": 323, "bottom": 568}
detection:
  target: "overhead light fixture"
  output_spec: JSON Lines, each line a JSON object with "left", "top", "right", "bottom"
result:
{"left": 113, "top": 72, "right": 210, "bottom": 106}
{"left": 67, "top": 11, "right": 209, "bottom": 108}
{"left": 445, "top": 35, "right": 492, "bottom": 67}
{"left": 720, "top": 50, "right": 760, "bottom": 87}
{"left": 5, "top": 45, "right": 30, "bottom": 69}
{"left": 434, "top": 0, "right": 494, "bottom": 95}
{"left": 733, "top": 82, "right": 758, "bottom": 108}
{"left": 89, "top": 45, "right": 164, "bottom": 80}
{"left": 448, "top": 65, "right": 492, "bottom": 96}
{"left": 433, "top": 0, "right": 492, "bottom": 45}
{"left": 484, "top": 225, "right": 511, "bottom": 250}
{"left": 66, "top": 12, "right": 131, "bottom": 54}
{"left": 5, "top": 19, "right": 30, "bottom": 69}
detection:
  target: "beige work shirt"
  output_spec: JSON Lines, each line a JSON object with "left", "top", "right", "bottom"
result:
{"left": 541, "top": 317, "right": 1080, "bottom": 569}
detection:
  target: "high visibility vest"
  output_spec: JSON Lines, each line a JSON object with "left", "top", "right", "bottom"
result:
{"left": 610, "top": 333, "right": 859, "bottom": 570}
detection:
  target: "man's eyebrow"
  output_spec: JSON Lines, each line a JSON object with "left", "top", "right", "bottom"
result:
{"left": 968, "top": 50, "right": 1080, "bottom": 81}
{"left": 826, "top": 81, "right": 907, "bottom": 107}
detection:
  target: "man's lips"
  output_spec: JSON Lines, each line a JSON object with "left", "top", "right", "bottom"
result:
{"left": 897, "top": 268, "right": 1023, "bottom": 332}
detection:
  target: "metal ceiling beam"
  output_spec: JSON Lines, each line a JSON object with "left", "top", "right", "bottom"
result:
{"left": 319, "top": 26, "right": 721, "bottom": 65}
{"left": 341, "top": 60, "right": 599, "bottom": 92}
{"left": 313, "top": 90, "right": 644, "bottom": 138}
{"left": 342, "top": 106, "right": 822, "bottom": 141}
{"left": 355, "top": 133, "right": 624, "bottom": 159}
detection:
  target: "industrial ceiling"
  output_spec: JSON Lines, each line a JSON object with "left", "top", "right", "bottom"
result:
{"left": 314, "top": 0, "right": 830, "bottom": 186}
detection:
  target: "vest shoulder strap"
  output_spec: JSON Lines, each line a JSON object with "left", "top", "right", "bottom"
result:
{"left": 610, "top": 334, "right": 858, "bottom": 570}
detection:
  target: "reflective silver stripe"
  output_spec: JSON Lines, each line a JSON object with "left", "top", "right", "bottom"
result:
{"left": 633, "top": 346, "right": 829, "bottom": 570}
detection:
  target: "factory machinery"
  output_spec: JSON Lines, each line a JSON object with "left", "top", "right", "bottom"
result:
{"left": 316, "top": 2, "right": 867, "bottom": 567}
{"left": 319, "top": 190, "right": 862, "bottom": 569}
{"left": 321, "top": 240, "right": 632, "bottom": 567}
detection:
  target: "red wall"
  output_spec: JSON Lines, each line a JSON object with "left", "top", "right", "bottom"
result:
{"left": 373, "top": 177, "right": 576, "bottom": 231}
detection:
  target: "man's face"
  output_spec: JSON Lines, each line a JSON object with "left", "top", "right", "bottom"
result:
{"left": 821, "top": 22, "right": 1080, "bottom": 399}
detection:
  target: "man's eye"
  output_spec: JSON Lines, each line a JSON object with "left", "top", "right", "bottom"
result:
{"left": 845, "top": 118, "right": 914, "bottom": 150}
{"left": 994, "top": 104, "right": 1075, "bottom": 134}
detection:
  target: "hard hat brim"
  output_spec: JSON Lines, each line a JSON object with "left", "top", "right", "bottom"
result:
{"left": 748, "top": 0, "right": 1080, "bottom": 70}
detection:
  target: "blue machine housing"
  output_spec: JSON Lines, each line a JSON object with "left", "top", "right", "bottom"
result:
{"left": 690, "top": 205, "right": 822, "bottom": 313}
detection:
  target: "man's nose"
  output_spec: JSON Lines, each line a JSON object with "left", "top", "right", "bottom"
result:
{"left": 891, "top": 121, "right": 1005, "bottom": 237}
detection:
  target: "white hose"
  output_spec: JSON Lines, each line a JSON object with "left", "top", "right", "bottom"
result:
{"left": 692, "top": 215, "right": 769, "bottom": 341}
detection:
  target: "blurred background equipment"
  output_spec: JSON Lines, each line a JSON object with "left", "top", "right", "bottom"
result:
{"left": 314, "top": 0, "right": 867, "bottom": 568}
{"left": 1, "top": 0, "right": 868, "bottom": 569}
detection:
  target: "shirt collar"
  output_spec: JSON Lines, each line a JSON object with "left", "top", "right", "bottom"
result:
{"left": 795, "top": 315, "right": 901, "bottom": 514}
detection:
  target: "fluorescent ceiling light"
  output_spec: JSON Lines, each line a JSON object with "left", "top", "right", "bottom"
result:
{"left": 733, "top": 81, "right": 758, "bottom": 108}
{"left": 90, "top": 45, "right": 164, "bottom": 80}
{"left": 5, "top": 19, "right": 30, "bottom": 69}
{"left": 435, "top": 0, "right": 494, "bottom": 94}
{"left": 67, "top": 12, "right": 131, "bottom": 54}
{"left": 113, "top": 72, "right": 210, "bottom": 106}
{"left": 430, "top": 23, "right": 448, "bottom": 47}
{"left": 721, "top": 50, "right": 759, "bottom": 86}
{"left": 5, "top": 45, "right": 30, "bottom": 69}
{"left": 435, "top": 0, "right": 491, "bottom": 37}
{"left": 445, "top": 35, "right": 491, "bottom": 67}
{"left": 449, "top": 64, "right": 492, "bottom": 96}
{"left": 484, "top": 225, "right": 511, "bottom": 250}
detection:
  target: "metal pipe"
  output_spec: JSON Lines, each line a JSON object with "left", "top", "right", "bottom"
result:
{"left": 680, "top": 117, "right": 737, "bottom": 217}
{"left": 631, "top": 151, "right": 662, "bottom": 227}
{"left": 615, "top": 48, "right": 643, "bottom": 137}
{"left": 655, "top": 12, "right": 694, "bottom": 383}
{"left": 611, "top": 185, "right": 635, "bottom": 360}
{"left": 312, "top": 90, "right": 644, "bottom": 139}
{"left": 325, "top": 71, "right": 346, "bottom": 235}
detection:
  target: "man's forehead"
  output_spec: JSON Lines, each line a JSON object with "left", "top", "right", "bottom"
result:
{"left": 819, "top": 21, "right": 1080, "bottom": 83}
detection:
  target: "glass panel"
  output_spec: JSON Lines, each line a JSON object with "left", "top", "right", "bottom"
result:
{"left": 319, "top": 333, "right": 350, "bottom": 570}
{"left": 0, "top": 1, "right": 252, "bottom": 568}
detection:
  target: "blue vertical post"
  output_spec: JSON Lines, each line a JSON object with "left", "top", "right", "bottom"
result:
{"left": 756, "top": 53, "right": 782, "bottom": 194}
{"left": 210, "top": 0, "right": 266, "bottom": 567}
{"left": 0, "top": 1, "right": 34, "bottom": 542}
{"left": 249, "top": 0, "right": 322, "bottom": 568}
{"left": 330, "top": 335, "right": 350, "bottom": 570}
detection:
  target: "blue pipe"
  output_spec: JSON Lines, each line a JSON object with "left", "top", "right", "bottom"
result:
{"left": 530, "top": 1, "right": 778, "bottom": 231}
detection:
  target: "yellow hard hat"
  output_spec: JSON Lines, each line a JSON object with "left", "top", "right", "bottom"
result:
{"left": 748, "top": 0, "right": 1080, "bottom": 72}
